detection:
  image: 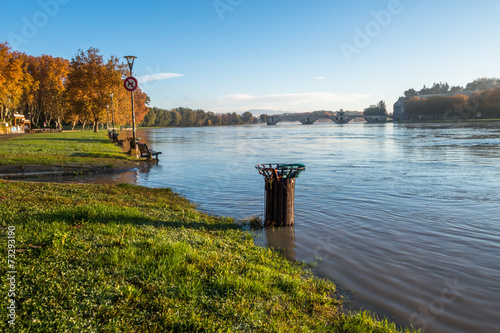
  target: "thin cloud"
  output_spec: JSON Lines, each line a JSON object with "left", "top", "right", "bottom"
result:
{"left": 137, "top": 73, "right": 183, "bottom": 84}
{"left": 314, "top": 76, "right": 327, "bottom": 80}
{"left": 213, "top": 92, "right": 370, "bottom": 105}
{"left": 203, "top": 92, "right": 371, "bottom": 113}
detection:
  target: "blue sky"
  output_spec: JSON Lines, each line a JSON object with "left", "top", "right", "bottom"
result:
{"left": 2, "top": 0, "right": 500, "bottom": 114}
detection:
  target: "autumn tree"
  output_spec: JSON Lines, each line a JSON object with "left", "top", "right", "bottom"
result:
{"left": 0, "top": 42, "right": 31, "bottom": 120}
{"left": 19, "top": 55, "right": 39, "bottom": 122}
{"left": 403, "top": 96, "right": 422, "bottom": 118}
{"left": 24, "top": 55, "right": 70, "bottom": 128}
{"left": 404, "top": 95, "right": 469, "bottom": 119}
{"left": 471, "top": 86, "right": 500, "bottom": 118}
{"left": 132, "top": 88, "right": 150, "bottom": 125}
{"left": 111, "top": 86, "right": 150, "bottom": 127}
{"left": 65, "top": 47, "right": 123, "bottom": 132}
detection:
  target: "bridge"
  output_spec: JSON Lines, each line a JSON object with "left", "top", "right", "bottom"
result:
{"left": 266, "top": 110, "right": 387, "bottom": 125}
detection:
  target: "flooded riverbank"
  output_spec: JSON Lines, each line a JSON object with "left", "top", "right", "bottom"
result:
{"left": 30, "top": 122, "right": 500, "bottom": 333}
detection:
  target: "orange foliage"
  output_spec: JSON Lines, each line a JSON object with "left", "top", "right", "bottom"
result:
{"left": 25, "top": 54, "right": 69, "bottom": 127}
{"left": 0, "top": 42, "right": 151, "bottom": 128}
{"left": 65, "top": 47, "right": 124, "bottom": 131}
{"left": 404, "top": 94, "right": 472, "bottom": 119}
{"left": 0, "top": 42, "right": 30, "bottom": 115}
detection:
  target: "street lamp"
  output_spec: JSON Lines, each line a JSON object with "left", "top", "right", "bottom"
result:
{"left": 124, "top": 55, "right": 137, "bottom": 151}
{"left": 109, "top": 93, "right": 115, "bottom": 134}
{"left": 106, "top": 105, "right": 110, "bottom": 132}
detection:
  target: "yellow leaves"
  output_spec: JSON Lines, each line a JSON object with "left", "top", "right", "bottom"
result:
{"left": 66, "top": 47, "right": 125, "bottom": 124}
{"left": 0, "top": 42, "right": 28, "bottom": 107}
{"left": 1, "top": 43, "right": 150, "bottom": 128}
{"left": 26, "top": 54, "right": 70, "bottom": 119}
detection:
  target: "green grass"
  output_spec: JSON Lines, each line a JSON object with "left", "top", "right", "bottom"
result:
{"left": 0, "top": 131, "right": 135, "bottom": 168}
{"left": 0, "top": 181, "right": 418, "bottom": 332}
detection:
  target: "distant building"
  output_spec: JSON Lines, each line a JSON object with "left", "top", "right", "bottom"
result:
{"left": 393, "top": 97, "right": 406, "bottom": 120}
{"left": 392, "top": 90, "right": 475, "bottom": 121}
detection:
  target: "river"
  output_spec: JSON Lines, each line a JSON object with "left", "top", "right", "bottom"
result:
{"left": 51, "top": 122, "right": 500, "bottom": 333}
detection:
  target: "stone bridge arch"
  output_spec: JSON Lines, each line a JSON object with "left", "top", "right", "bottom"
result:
{"left": 266, "top": 110, "right": 386, "bottom": 125}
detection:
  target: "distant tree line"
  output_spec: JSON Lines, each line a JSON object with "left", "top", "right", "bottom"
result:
{"left": 399, "top": 78, "right": 500, "bottom": 120}
{"left": 140, "top": 107, "right": 259, "bottom": 127}
{"left": 404, "top": 78, "right": 500, "bottom": 98}
{"left": 363, "top": 100, "right": 387, "bottom": 116}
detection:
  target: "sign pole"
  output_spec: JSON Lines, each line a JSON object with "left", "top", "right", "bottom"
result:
{"left": 110, "top": 93, "right": 115, "bottom": 134}
{"left": 106, "top": 105, "right": 110, "bottom": 131}
{"left": 124, "top": 56, "right": 138, "bottom": 152}
{"left": 131, "top": 89, "right": 136, "bottom": 146}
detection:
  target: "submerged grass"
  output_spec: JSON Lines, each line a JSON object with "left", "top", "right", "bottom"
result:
{"left": 0, "top": 131, "right": 134, "bottom": 168}
{"left": 0, "top": 181, "right": 417, "bottom": 332}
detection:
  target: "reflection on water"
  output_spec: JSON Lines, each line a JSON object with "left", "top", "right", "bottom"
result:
{"left": 26, "top": 163, "right": 161, "bottom": 185}
{"left": 254, "top": 227, "right": 297, "bottom": 262}
{"left": 37, "top": 122, "right": 500, "bottom": 333}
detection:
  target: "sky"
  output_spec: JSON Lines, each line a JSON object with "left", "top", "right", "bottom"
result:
{"left": 1, "top": 0, "right": 500, "bottom": 114}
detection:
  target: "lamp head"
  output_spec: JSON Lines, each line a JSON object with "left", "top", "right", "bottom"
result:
{"left": 124, "top": 55, "right": 137, "bottom": 72}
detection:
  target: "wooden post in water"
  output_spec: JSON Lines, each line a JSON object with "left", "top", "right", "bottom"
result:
{"left": 265, "top": 176, "right": 296, "bottom": 227}
{"left": 256, "top": 164, "right": 306, "bottom": 228}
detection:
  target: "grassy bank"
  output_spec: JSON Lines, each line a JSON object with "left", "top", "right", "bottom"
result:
{"left": 0, "top": 131, "right": 134, "bottom": 169}
{"left": 0, "top": 181, "right": 416, "bottom": 332}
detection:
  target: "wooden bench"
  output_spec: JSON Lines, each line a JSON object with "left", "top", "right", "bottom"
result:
{"left": 110, "top": 132, "right": 121, "bottom": 143}
{"left": 110, "top": 133, "right": 124, "bottom": 145}
{"left": 137, "top": 142, "right": 162, "bottom": 161}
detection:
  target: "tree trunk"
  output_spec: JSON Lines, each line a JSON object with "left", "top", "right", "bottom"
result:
{"left": 33, "top": 111, "right": 40, "bottom": 128}
{"left": 56, "top": 116, "right": 62, "bottom": 131}
{"left": 93, "top": 119, "right": 98, "bottom": 132}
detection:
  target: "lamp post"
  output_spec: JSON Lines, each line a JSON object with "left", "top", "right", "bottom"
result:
{"left": 124, "top": 55, "right": 137, "bottom": 151}
{"left": 27, "top": 111, "right": 31, "bottom": 133}
{"left": 106, "top": 105, "right": 110, "bottom": 131}
{"left": 109, "top": 93, "right": 115, "bottom": 133}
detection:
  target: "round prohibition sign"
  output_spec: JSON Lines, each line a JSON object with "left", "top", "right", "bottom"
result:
{"left": 124, "top": 76, "right": 138, "bottom": 92}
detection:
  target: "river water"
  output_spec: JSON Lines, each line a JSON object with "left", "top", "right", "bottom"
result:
{"left": 54, "top": 122, "right": 500, "bottom": 333}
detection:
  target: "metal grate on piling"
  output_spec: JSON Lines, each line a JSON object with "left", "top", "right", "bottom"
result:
{"left": 255, "top": 163, "right": 306, "bottom": 180}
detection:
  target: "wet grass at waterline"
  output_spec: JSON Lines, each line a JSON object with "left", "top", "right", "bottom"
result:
{"left": 0, "top": 131, "right": 134, "bottom": 168}
{"left": 0, "top": 181, "right": 417, "bottom": 332}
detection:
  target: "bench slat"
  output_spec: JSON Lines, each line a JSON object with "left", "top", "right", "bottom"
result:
{"left": 137, "top": 143, "right": 162, "bottom": 160}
